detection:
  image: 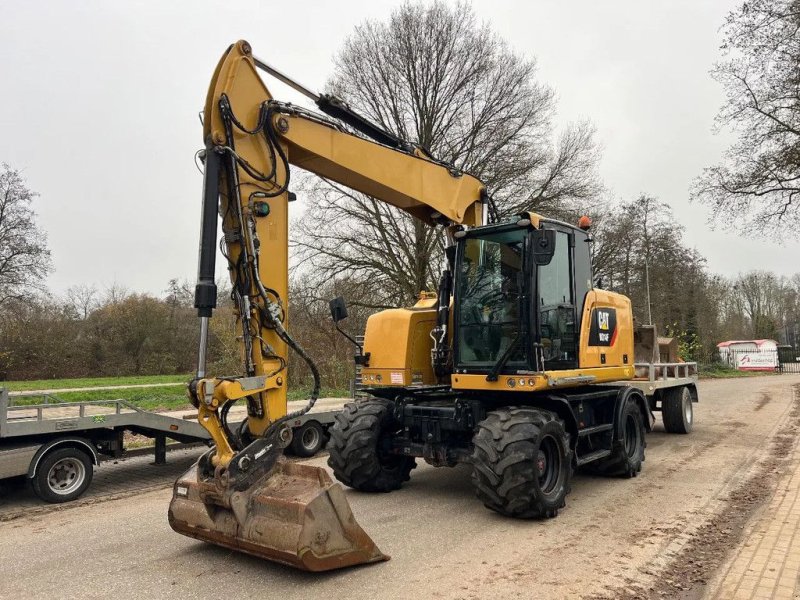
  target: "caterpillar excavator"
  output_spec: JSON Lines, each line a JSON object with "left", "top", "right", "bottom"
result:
{"left": 169, "top": 40, "right": 697, "bottom": 572}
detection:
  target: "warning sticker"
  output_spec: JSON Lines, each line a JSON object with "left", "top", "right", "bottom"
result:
{"left": 390, "top": 372, "right": 404, "bottom": 384}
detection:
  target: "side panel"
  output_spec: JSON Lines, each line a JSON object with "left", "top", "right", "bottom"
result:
{"left": 362, "top": 301, "right": 438, "bottom": 387}
{"left": 579, "top": 290, "right": 634, "bottom": 369}
{"left": 0, "top": 444, "right": 40, "bottom": 479}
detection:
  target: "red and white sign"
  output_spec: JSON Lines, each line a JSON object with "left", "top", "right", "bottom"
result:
{"left": 736, "top": 352, "right": 778, "bottom": 371}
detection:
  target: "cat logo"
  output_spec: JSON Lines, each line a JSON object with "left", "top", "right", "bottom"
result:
{"left": 589, "top": 307, "right": 617, "bottom": 346}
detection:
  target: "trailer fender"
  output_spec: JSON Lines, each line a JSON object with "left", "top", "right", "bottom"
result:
{"left": 614, "top": 387, "right": 654, "bottom": 436}
{"left": 686, "top": 383, "right": 699, "bottom": 403}
{"left": 27, "top": 436, "right": 99, "bottom": 478}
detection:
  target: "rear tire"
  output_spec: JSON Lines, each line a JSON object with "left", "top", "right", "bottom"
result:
{"left": 662, "top": 386, "right": 693, "bottom": 434}
{"left": 290, "top": 421, "right": 326, "bottom": 457}
{"left": 591, "top": 394, "right": 646, "bottom": 478}
{"left": 471, "top": 408, "right": 572, "bottom": 519}
{"left": 31, "top": 447, "right": 93, "bottom": 503}
{"left": 328, "top": 399, "right": 415, "bottom": 492}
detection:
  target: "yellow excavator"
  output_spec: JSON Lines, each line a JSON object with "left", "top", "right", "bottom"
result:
{"left": 169, "top": 40, "right": 697, "bottom": 572}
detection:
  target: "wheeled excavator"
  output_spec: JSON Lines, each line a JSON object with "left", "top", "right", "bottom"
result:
{"left": 169, "top": 40, "right": 698, "bottom": 572}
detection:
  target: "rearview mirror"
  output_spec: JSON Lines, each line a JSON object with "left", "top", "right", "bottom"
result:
{"left": 531, "top": 230, "right": 556, "bottom": 266}
{"left": 329, "top": 296, "right": 349, "bottom": 323}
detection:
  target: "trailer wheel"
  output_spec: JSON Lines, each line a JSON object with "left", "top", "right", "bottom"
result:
{"left": 290, "top": 421, "right": 326, "bottom": 457}
{"left": 662, "top": 386, "right": 693, "bottom": 434}
{"left": 471, "top": 408, "right": 572, "bottom": 519}
{"left": 591, "top": 395, "right": 646, "bottom": 478}
{"left": 31, "top": 447, "right": 93, "bottom": 503}
{"left": 328, "top": 399, "right": 415, "bottom": 492}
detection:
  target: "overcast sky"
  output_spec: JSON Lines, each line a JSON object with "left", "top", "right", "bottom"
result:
{"left": 2, "top": 0, "right": 797, "bottom": 297}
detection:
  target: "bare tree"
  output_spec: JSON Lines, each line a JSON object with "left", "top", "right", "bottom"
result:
{"left": 0, "top": 164, "right": 51, "bottom": 305}
{"left": 294, "top": 1, "right": 602, "bottom": 305}
{"left": 733, "top": 270, "right": 788, "bottom": 338}
{"left": 103, "top": 281, "right": 130, "bottom": 306}
{"left": 692, "top": 0, "right": 800, "bottom": 232}
{"left": 591, "top": 195, "right": 713, "bottom": 350}
{"left": 66, "top": 283, "right": 98, "bottom": 319}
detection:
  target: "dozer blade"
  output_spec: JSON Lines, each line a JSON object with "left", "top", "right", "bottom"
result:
{"left": 168, "top": 457, "right": 388, "bottom": 571}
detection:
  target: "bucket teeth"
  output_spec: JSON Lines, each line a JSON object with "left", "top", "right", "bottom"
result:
{"left": 168, "top": 457, "right": 388, "bottom": 571}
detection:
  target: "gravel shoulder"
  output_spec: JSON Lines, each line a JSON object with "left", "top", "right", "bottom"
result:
{"left": 0, "top": 375, "right": 798, "bottom": 600}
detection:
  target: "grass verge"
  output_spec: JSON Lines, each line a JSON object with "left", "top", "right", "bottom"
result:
{"left": 698, "top": 364, "right": 775, "bottom": 379}
{"left": 8, "top": 385, "right": 351, "bottom": 411}
{"left": 2, "top": 374, "right": 190, "bottom": 392}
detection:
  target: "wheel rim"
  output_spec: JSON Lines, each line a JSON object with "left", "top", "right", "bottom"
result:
{"left": 536, "top": 435, "right": 561, "bottom": 494}
{"left": 301, "top": 426, "right": 320, "bottom": 450}
{"left": 624, "top": 415, "right": 641, "bottom": 458}
{"left": 684, "top": 394, "right": 693, "bottom": 424}
{"left": 47, "top": 457, "right": 86, "bottom": 495}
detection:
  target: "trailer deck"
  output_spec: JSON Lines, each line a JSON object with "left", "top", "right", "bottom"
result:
{"left": 0, "top": 388, "right": 345, "bottom": 503}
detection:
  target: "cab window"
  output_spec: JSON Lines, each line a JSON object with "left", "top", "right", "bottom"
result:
{"left": 538, "top": 231, "right": 576, "bottom": 367}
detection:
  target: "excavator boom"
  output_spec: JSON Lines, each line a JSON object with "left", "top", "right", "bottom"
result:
{"left": 168, "top": 40, "right": 485, "bottom": 571}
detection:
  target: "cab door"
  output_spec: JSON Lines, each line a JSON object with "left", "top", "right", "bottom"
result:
{"left": 536, "top": 228, "right": 578, "bottom": 370}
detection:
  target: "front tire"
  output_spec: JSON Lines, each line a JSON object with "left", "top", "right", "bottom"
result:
{"left": 471, "top": 408, "right": 572, "bottom": 519}
{"left": 328, "top": 399, "right": 415, "bottom": 492}
{"left": 31, "top": 447, "right": 93, "bottom": 503}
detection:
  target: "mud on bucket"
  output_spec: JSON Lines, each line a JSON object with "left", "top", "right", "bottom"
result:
{"left": 168, "top": 458, "right": 388, "bottom": 571}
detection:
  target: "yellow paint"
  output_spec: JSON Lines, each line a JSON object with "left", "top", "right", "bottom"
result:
{"left": 579, "top": 289, "right": 634, "bottom": 369}
{"left": 451, "top": 366, "right": 633, "bottom": 392}
{"left": 362, "top": 296, "right": 440, "bottom": 386}
{"left": 194, "top": 42, "right": 641, "bottom": 470}
{"left": 195, "top": 41, "right": 486, "bottom": 463}
{"left": 518, "top": 211, "right": 542, "bottom": 228}
{"left": 280, "top": 115, "right": 485, "bottom": 226}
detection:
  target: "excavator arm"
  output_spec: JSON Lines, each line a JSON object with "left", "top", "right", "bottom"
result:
{"left": 168, "top": 40, "right": 485, "bottom": 571}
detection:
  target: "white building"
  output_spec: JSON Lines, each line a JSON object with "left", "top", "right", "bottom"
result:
{"left": 716, "top": 339, "right": 779, "bottom": 371}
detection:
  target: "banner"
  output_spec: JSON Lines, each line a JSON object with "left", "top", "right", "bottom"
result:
{"left": 734, "top": 351, "right": 778, "bottom": 371}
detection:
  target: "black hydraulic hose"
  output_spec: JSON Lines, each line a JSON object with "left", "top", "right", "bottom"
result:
{"left": 259, "top": 307, "right": 322, "bottom": 436}
{"left": 220, "top": 400, "right": 240, "bottom": 450}
{"left": 217, "top": 96, "right": 320, "bottom": 440}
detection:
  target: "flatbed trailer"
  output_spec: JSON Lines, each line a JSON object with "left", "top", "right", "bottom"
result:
{"left": 0, "top": 388, "right": 342, "bottom": 503}
{"left": 609, "top": 361, "right": 699, "bottom": 434}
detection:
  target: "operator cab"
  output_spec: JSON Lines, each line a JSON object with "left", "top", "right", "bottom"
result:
{"left": 453, "top": 215, "right": 593, "bottom": 378}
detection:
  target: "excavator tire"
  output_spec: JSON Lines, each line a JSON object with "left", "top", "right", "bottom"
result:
{"left": 328, "top": 398, "right": 416, "bottom": 492}
{"left": 471, "top": 407, "right": 572, "bottom": 519}
{"left": 589, "top": 394, "right": 646, "bottom": 478}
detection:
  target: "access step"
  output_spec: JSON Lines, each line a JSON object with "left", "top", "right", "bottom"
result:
{"left": 577, "top": 424, "right": 614, "bottom": 437}
{"left": 576, "top": 449, "right": 612, "bottom": 466}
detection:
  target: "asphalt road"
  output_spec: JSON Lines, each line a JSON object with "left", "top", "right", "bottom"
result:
{"left": 1, "top": 375, "right": 798, "bottom": 600}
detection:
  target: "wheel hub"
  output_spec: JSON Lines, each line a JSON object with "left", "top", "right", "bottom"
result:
{"left": 537, "top": 451, "right": 547, "bottom": 476}
{"left": 47, "top": 458, "right": 84, "bottom": 494}
{"left": 302, "top": 427, "right": 319, "bottom": 449}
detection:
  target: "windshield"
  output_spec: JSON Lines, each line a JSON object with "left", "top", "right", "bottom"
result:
{"left": 457, "top": 229, "right": 527, "bottom": 368}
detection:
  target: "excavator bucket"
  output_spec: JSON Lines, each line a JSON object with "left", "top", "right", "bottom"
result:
{"left": 168, "top": 457, "right": 388, "bottom": 571}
